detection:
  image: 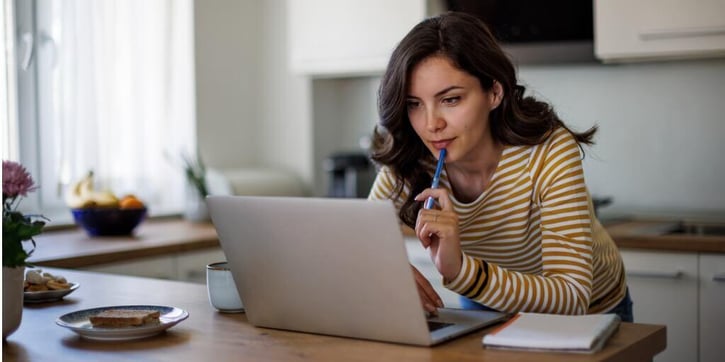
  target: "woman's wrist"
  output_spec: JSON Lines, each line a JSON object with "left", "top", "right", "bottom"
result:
{"left": 442, "top": 253, "right": 463, "bottom": 283}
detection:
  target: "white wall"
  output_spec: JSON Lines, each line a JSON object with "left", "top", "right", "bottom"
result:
{"left": 307, "top": 59, "right": 725, "bottom": 214}
{"left": 518, "top": 59, "right": 725, "bottom": 215}
{"left": 194, "top": 0, "right": 261, "bottom": 168}
{"left": 194, "top": 1, "right": 725, "bottom": 215}
{"left": 194, "top": 0, "right": 313, "bottom": 190}
{"left": 258, "top": 0, "right": 313, "bottom": 185}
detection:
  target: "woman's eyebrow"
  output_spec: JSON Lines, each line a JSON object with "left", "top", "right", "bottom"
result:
{"left": 408, "top": 85, "right": 464, "bottom": 99}
{"left": 434, "top": 85, "right": 463, "bottom": 97}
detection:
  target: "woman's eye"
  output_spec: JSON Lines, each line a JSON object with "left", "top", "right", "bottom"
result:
{"left": 406, "top": 100, "right": 420, "bottom": 109}
{"left": 442, "top": 96, "right": 460, "bottom": 105}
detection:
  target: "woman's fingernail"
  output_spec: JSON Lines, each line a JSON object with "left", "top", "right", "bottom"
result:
{"left": 437, "top": 299, "right": 444, "bottom": 308}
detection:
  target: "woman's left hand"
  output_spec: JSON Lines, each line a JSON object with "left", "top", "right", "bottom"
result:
{"left": 414, "top": 188, "right": 462, "bottom": 282}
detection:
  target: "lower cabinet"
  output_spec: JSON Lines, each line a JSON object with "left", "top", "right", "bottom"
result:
{"left": 699, "top": 253, "right": 725, "bottom": 362}
{"left": 85, "top": 255, "right": 178, "bottom": 280}
{"left": 620, "top": 249, "right": 699, "bottom": 362}
{"left": 84, "top": 247, "right": 227, "bottom": 284}
{"left": 177, "top": 248, "right": 227, "bottom": 284}
{"left": 622, "top": 249, "right": 725, "bottom": 362}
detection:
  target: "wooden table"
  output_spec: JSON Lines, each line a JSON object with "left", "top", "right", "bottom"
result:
{"left": 3, "top": 269, "right": 666, "bottom": 362}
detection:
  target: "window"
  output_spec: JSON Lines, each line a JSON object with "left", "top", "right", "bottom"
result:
{"left": 1, "top": 0, "right": 19, "bottom": 160}
{"left": 7, "top": 0, "right": 195, "bottom": 223}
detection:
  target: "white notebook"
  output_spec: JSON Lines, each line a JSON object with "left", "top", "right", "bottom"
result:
{"left": 482, "top": 312, "right": 621, "bottom": 353}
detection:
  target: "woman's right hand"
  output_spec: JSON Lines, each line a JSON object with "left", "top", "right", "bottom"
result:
{"left": 414, "top": 188, "right": 462, "bottom": 282}
{"left": 411, "top": 265, "right": 444, "bottom": 314}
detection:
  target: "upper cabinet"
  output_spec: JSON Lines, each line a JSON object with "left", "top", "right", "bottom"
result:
{"left": 287, "top": 0, "right": 439, "bottom": 77}
{"left": 595, "top": 0, "right": 725, "bottom": 62}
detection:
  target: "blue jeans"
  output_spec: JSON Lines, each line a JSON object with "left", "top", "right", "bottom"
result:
{"left": 459, "top": 287, "right": 634, "bottom": 322}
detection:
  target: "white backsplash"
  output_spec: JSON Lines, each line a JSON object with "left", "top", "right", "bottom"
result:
{"left": 309, "top": 59, "right": 725, "bottom": 216}
{"left": 518, "top": 59, "right": 725, "bottom": 216}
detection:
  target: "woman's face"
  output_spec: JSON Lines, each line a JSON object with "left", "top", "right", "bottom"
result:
{"left": 406, "top": 55, "right": 501, "bottom": 165}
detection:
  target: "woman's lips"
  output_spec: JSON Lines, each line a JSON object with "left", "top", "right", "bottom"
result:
{"left": 430, "top": 139, "right": 453, "bottom": 150}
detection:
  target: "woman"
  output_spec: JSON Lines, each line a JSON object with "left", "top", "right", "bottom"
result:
{"left": 368, "top": 12, "right": 632, "bottom": 322}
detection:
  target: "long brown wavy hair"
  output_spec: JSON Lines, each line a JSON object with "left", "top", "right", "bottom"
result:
{"left": 370, "top": 11, "right": 597, "bottom": 228}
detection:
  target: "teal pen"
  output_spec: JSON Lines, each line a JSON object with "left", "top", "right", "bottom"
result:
{"left": 424, "top": 149, "right": 447, "bottom": 209}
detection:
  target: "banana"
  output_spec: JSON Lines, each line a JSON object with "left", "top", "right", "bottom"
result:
{"left": 65, "top": 171, "right": 95, "bottom": 208}
{"left": 92, "top": 190, "right": 120, "bottom": 208}
{"left": 65, "top": 171, "right": 120, "bottom": 208}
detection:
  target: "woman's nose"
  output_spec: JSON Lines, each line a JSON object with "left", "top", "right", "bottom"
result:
{"left": 426, "top": 109, "right": 445, "bottom": 132}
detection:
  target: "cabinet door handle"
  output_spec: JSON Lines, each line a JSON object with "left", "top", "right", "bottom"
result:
{"left": 713, "top": 273, "right": 725, "bottom": 282}
{"left": 640, "top": 26, "right": 725, "bottom": 41}
{"left": 626, "top": 269, "right": 683, "bottom": 279}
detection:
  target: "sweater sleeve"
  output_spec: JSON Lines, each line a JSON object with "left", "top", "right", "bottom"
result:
{"left": 367, "top": 167, "right": 408, "bottom": 210}
{"left": 444, "top": 129, "right": 594, "bottom": 315}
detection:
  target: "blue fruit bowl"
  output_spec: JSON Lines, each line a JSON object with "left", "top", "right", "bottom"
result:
{"left": 71, "top": 208, "right": 147, "bottom": 236}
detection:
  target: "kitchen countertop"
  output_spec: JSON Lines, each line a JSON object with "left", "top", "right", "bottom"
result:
{"left": 27, "top": 219, "right": 219, "bottom": 268}
{"left": 28, "top": 217, "right": 725, "bottom": 270}
{"left": 604, "top": 219, "right": 725, "bottom": 253}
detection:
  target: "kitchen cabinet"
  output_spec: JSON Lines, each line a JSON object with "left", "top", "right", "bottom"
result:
{"left": 595, "top": 0, "right": 725, "bottom": 62}
{"left": 621, "top": 249, "right": 725, "bottom": 362}
{"left": 84, "top": 247, "right": 226, "bottom": 284}
{"left": 177, "top": 248, "right": 227, "bottom": 284}
{"left": 699, "top": 253, "right": 725, "bottom": 362}
{"left": 620, "top": 249, "right": 699, "bottom": 362}
{"left": 286, "top": 0, "right": 440, "bottom": 77}
{"left": 85, "top": 255, "right": 178, "bottom": 281}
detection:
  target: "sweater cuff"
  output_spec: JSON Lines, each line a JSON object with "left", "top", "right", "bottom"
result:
{"left": 444, "top": 253, "right": 487, "bottom": 296}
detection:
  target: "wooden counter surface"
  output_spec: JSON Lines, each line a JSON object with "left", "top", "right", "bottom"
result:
{"left": 27, "top": 219, "right": 219, "bottom": 268}
{"left": 605, "top": 220, "right": 725, "bottom": 253}
{"left": 28, "top": 218, "right": 725, "bottom": 271}
{"left": 3, "top": 268, "right": 666, "bottom": 362}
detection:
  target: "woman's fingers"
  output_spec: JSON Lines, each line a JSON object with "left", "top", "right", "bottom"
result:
{"left": 414, "top": 187, "right": 454, "bottom": 247}
{"left": 412, "top": 265, "right": 444, "bottom": 313}
{"left": 415, "top": 208, "right": 457, "bottom": 246}
{"left": 414, "top": 188, "right": 453, "bottom": 211}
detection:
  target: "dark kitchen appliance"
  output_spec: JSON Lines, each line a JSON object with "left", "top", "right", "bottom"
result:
{"left": 445, "top": 0, "right": 595, "bottom": 64}
{"left": 324, "top": 152, "right": 374, "bottom": 198}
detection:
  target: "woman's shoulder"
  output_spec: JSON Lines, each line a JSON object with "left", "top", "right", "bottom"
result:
{"left": 369, "top": 166, "right": 400, "bottom": 200}
{"left": 547, "top": 126, "right": 578, "bottom": 145}
{"left": 525, "top": 127, "right": 583, "bottom": 171}
{"left": 536, "top": 127, "right": 581, "bottom": 155}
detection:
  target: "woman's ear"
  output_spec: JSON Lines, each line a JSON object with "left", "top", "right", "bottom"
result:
{"left": 490, "top": 81, "right": 504, "bottom": 111}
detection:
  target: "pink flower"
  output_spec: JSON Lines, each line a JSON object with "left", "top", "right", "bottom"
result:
{"left": 2, "top": 160, "right": 38, "bottom": 199}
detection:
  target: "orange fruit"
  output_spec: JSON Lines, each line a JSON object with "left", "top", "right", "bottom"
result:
{"left": 119, "top": 195, "right": 145, "bottom": 209}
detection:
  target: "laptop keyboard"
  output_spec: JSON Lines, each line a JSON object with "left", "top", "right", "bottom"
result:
{"left": 427, "top": 320, "right": 454, "bottom": 332}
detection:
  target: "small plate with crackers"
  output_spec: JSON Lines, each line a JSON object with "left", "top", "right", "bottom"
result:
{"left": 23, "top": 269, "right": 80, "bottom": 304}
{"left": 56, "top": 305, "right": 189, "bottom": 341}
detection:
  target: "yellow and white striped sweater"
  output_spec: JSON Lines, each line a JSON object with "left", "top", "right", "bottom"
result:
{"left": 369, "top": 128, "right": 626, "bottom": 314}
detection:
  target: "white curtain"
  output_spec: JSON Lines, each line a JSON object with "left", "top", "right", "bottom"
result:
{"left": 1, "top": 0, "right": 19, "bottom": 160}
{"left": 37, "top": 0, "right": 194, "bottom": 214}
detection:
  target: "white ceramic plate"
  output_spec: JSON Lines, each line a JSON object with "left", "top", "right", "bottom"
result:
{"left": 24, "top": 283, "right": 80, "bottom": 304}
{"left": 56, "top": 305, "right": 189, "bottom": 341}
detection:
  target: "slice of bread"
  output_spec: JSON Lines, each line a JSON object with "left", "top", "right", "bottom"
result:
{"left": 89, "top": 309, "right": 161, "bottom": 328}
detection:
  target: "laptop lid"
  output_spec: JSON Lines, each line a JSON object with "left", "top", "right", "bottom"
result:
{"left": 207, "top": 195, "right": 506, "bottom": 346}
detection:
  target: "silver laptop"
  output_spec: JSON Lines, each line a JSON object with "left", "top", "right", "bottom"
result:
{"left": 207, "top": 195, "right": 508, "bottom": 346}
